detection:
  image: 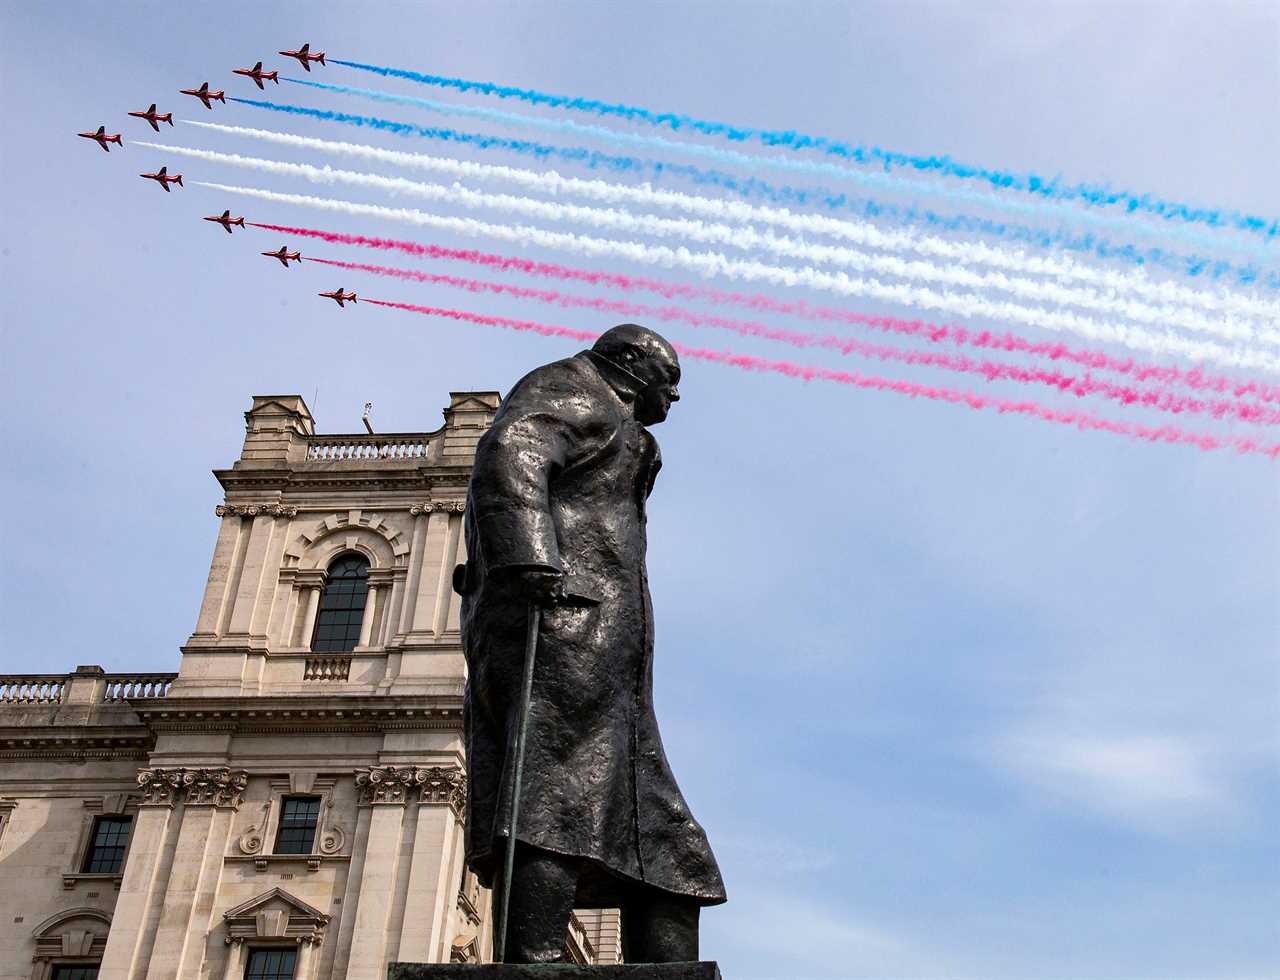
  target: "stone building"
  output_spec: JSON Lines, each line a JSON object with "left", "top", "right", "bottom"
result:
{"left": 0, "top": 393, "right": 621, "bottom": 980}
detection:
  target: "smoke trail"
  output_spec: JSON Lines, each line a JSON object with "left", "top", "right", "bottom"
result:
{"left": 310, "top": 255, "right": 1280, "bottom": 426}
{"left": 255, "top": 223, "right": 1280, "bottom": 405}
{"left": 227, "top": 96, "right": 1272, "bottom": 260}
{"left": 192, "top": 181, "right": 1280, "bottom": 373}
{"left": 181, "top": 121, "right": 1280, "bottom": 321}
{"left": 355, "top": 295, "right": 1279, "bottom": 459}
{"left": 328, "top": 60, "right": 1279, "bottom": 241}
{"left": 150, "top": 139, "right": 1272, "bottom": 342}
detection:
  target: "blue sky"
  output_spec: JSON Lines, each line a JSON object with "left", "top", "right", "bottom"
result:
{"left": 2, "top": 2, "right": 1277, "bottom": 977}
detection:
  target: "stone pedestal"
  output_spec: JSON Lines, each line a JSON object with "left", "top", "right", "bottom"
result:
{"left": 390, "top": 964, "right": 721, "bottom": 980}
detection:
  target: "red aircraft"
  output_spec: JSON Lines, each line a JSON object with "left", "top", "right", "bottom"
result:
{"left": 140, "top": 166, "right": 183, "bottom": 192}
{"left": 279, "top": 43, "right": 325, "bottom": 71}
{"left": 204, "top": 210, "right": 246, "bottom": 233}
{"left": 319, "top": 287, "right": 357, "bottom": 307}
{"left": 128, "top": 104, "right": 173, "bottom": 132}
{"left": 180, "top": 82, "right": 225, "bottom": 109}
{"left": 233, "top": 61, "right": 279, "bottom": 90}
{"left": 262, "top": 246, "right": 302, "bottom": 267}
{"left": 78, "top": 126, "right": 122, "bottom": 152}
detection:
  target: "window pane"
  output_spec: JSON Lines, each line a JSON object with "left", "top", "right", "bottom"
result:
{"left": 82, "top": 815, "right": 133, "bottom": 873}
{"left": 311, "top": 554, "right": 369, "bottom": 654}
{"left": 53, "top": 968, "right": 100, "bottom": 980}
{"left": 274, "top": 797, "right": 321, "bottom": 854}
{"left": 245, "top": 948, "right": 297, "bottom": 980}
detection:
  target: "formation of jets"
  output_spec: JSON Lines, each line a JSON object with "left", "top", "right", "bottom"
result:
{"left": 128, "top": 104, "right": 173, "bottom": 131}
{"left": 320, "top": 287, "right": 357, "bottom": 307}
{"left": 79, "top": 126, "right": 122, "bottom": 152}
{"left": 280, "top": 43, "right": 325, "bottom": 71}
{"left": 140, "top": 166, "right": 183, "bottom": 191}
{"left": 180, "top": 82, "right": 226, "bottom": 109}
{"left": 205, "top": 210, "right": 246, "bottom": 233}
{"left": 233, "top": 61, "right": 279, "bottom": 89}
{"left": 263, "top": 245, "right": 302, "bottom": 267}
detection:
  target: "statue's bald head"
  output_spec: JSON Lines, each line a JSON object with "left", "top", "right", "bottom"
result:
{"left": 592, "top": 324, "right": 681, "bottom": 425}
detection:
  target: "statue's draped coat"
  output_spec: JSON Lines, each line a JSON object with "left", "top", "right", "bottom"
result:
{"left": 458, "top": 350, "right": 726, "bottom": 906}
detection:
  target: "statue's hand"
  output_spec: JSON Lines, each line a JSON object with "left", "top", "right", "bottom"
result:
{"left": 501, "top": 567, "right": 565, "bottom": 607}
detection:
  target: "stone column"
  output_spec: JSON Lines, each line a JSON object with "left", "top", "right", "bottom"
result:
{"left": 228, "top": 513, "right": 282, "bottom": 637}
{"left": 344, "top": 767, "right": 413, "bottom": 980}
{"left": 409, "top": 510, "right": 453, "bottom": 639}
{"left": 395, "top": 768, "right": 467, "bottom": 964}
{"left": 98, "top": 770, "right": 182, "bottom": 980}
{"left": 357, "top": 585, "right": 378, "bottom": 648}
{"left": 299, "top": 584, "right": 322, "bottom": 647}
{"left": 398, "top": 511, "right": 430, "bottom": 634}
{"left": 191, "top": 514, "right": 246, "bottom": 639}
{"left": 295, "top": 938, "right": 317, "bottom": 980}
{"left": 219, "top": 939, "right": 244, "bottom": 980}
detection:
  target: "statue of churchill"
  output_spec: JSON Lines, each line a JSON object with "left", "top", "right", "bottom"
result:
{"left": 453, "top": 324, "right": 726, "bottom": 964}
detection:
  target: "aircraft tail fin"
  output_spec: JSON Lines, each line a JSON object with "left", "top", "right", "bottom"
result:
{"left": 175, "top": 175, "right": 183, "bottom": 187}
{"left": 317, "top": 53, "right": 326, "bottom": 65}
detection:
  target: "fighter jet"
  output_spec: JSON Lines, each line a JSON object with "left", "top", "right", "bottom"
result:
{"left": 262, "top": 246, "right": 302, "bottom": 267}
{"left": 180, "top": 82, "right": 225, "bottom": 109}
{"left": 204, "top": 210, "right": 246, "bottom": 233}
{"left": 128, "top": 104, "right": 173, "bottom": 132}
{"left": 319, "top": 287, "right": 357, "bottom": 307}
{"left": 279, "top": 43, "right": 325, "bottom": 71}
{"left": 140, "top": 166, "right": 183, "bottom": 192}
{"left": 78, "top": 126, "right": 122, "bottom": 152}
{"left": 233, "top": 62, "right": 279, "bottom": 90}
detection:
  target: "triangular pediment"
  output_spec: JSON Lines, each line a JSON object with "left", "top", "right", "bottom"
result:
{"left": 224, "top": 887, "right": 327, "bottom": 924}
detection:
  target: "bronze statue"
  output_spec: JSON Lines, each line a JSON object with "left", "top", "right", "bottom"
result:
{"left": 454, "top": 324, "right": 725, "bottom": 964}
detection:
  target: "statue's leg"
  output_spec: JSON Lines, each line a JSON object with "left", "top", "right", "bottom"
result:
{"left": 621, "top": 888, "right": 700, "bottom": 963}
{"left": 496, "top": 843, "right": 580, "bottom": 963}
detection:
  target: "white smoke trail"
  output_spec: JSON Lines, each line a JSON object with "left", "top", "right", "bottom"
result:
{"left": 148, "top": 140, "right": 1277, "bottom": 346}
{"left": 192, "top": 179, "right": 1280, "bottom": 374}
{"left": 182, "top": 120, "right": 1280, "bottom": 324}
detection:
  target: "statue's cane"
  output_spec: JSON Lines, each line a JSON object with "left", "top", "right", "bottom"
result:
{"left": 495, "top": 601, "right": 541, "bottom": 963}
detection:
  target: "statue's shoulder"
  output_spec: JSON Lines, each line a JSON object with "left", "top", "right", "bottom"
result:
{"left": 503, "top": 353, "right": 610, "bottom": 414}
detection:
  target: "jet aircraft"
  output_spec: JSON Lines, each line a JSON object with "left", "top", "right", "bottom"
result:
{"left": 204, "top": 210, "right": 246, "bottom": 233}
{"left": 180, "top": 82, "right": 225, "bottom": 109}
{"left": 279, "top": 43, "right": 325, "bottom": 71}
{"left": 79, "top": 126, "right": 122, "bottom": 152}
{"left": 128, "top": 104, "right": 173, "bottom": 131}
{"left": 319, "top": 287, "right": 357, "bottom": 307}
{"left": 262, "top": 246, "right": 302, "bottom": 267}
{"left": 140, "top": 166, "right": 183, "bottom": 192}
{"left": 233, "top": 62, "right": 279, "bottom": 89}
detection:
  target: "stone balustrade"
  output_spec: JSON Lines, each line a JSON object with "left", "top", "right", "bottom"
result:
{"left": 305, "top": 432, "right": 434, "bottom": 462}
{"left": 0, "top": 670, "right": 176, "bottom": 705}
{"left": 304, "top": 656, "right": 352, "bottom": 682}
{"left": 103, "top": 673, "right": 175, "bottom": 701}
{"left": 0, "top": 675, "right": 67, "bottom": 704}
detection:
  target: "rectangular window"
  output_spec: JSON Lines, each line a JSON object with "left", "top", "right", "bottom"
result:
{"left": 53, "top": 967, "right": 100, "bottom": 980}
{"left": 273, "top": 797, "right": 321, "bottom": 855}
{"left": 82, "top": 815, "right": 133, "bottom": 873}
{"left": 244, "top": 947, "right": 297, "bottom": 980}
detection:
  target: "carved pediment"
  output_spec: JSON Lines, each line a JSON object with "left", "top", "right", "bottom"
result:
{"left": 33, "top": 908, "right": 111, "bottom": 960}
{"left": 224, "top": 888, "right": 328, "bottom": 945}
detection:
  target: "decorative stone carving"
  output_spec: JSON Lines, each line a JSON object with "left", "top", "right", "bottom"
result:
{"left": 216, "top": 503, "right": 299, "bottom": 518}
{"left": 410, "top": 500, "right": 466, "bottom": 515}
{"left": 136, "top": 767, "right": 248, "bottom": 808}
{"left": 353, "top": 765, "right": 466, "bottom": 811}
{"left": 238, "top": 801, "right": 271, "bottom": 854}
{"left": 318, "top": 797, "right": 345, "bottom": 854}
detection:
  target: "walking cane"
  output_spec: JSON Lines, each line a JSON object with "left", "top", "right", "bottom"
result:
{"left": 495, "top": 601, "right": 541, "bottom": 963}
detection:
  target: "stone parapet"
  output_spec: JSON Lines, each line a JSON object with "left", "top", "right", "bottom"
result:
{"left": 389, "top": 964, "right": 722, "bottom": 980}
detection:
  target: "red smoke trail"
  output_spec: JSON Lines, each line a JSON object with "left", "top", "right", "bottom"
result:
{"left": 251, "top": 223, "right": 1280, "bottom": 406}
{"left": 311, "top": 255, "right": 1280, "bottom": 426}
{"left": 356, "top": 294, "right": 1280, "bottom": 459}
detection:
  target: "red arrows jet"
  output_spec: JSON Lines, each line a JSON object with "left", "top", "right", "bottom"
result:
{"left": 262, "top": 246, "right": 302, "bottom": 267}
{"left": 319, "top": 287, "right": 357, "bottom": 307}
{"left": 140, "top": 166, "right": 183, "bottom": 192}
{"left": 279, "top": 43, "right": 325, "bottom": 71}
{"left": 204, "top": 210, "right": 246, "bottom": 233}
{"left": 128, "top": 104, "right": 173, "bottom": 132}
{"left": 180, "top": 82, "right": 225, "bottom": 109}
{"left": 233, "top": 62, "right": 279, "bottom": 89}
{"left": 79, "top": 126, "right": 122, "bottom": 152}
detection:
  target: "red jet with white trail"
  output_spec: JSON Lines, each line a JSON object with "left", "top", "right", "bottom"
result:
{"left": 233, "top": 62, "right": 279, "bottom": 89}
{"left": 128, "top": 104, "right": 173, "bottom": 131}
{"left": 180, "top": 82, "right": 225, "bottom": 109}
{"left": 140, "top": 166, "right": 183, "bottom": 192}
{"left": 79, "top": 126, "right": 122, "bottom": 152}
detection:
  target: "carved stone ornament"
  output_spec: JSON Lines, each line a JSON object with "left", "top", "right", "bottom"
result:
{"left": 238, "top": 801, "right": 271, "bottom": 854}
{"left": 136, "top": 767, "right": 248, "bottom": 808}
{"left": 216, "top": 503, "right": 299, "bottom": 518}
{"left": 354, "top": 765, "right": 466, "bottom": 811}
{"left": 409, "top": 500, "right": 466, "bottom": 516}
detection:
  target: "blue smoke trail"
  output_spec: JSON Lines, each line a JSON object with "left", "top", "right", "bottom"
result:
{"left": 330, "top": 58, "right": 1279, "bottom": 242}
{"left": 227, "top": 98, "right": 1278, "bottom": 290}
{"left": 282, "top": 77, "right": 1270, "bottom": 259}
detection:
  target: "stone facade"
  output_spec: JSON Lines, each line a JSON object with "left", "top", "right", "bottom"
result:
{"left": 0, "top": 393, "right": 619, "bottom": 980}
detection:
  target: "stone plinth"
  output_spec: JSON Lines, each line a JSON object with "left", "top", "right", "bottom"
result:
{"left": 390, "top": 964, "right": 721, "bottom": 980}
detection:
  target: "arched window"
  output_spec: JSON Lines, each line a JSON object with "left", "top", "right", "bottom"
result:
{"left": 311, "top": 554, "right": 370, "bottom": 653}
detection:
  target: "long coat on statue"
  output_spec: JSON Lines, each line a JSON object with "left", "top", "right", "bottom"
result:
{"left": 456, "top": 349, "right": 726, "bottom": 907}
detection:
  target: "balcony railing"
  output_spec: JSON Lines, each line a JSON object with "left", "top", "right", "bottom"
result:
{"left": 305, "top": 433, "right": 434, "bottom": 462}
{"left": 103, "top": 673, "right": 176, "bottom": 701}
{"left": 0, "top": 671, "right": 176, "bottom": 705}
{"left": 0, "top": 675, "right": 67, "bottom": 704}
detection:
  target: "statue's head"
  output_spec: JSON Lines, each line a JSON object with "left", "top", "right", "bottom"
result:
{"left": 592, "top": 324, "right": 682, "bottom": 425}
